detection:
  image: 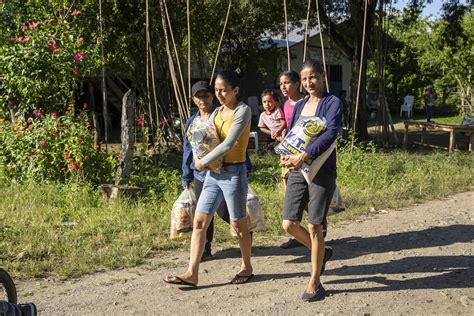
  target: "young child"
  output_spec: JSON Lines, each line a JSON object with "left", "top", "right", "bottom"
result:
{"left": 258, "top": 89, "right": 286, "bottom": 142}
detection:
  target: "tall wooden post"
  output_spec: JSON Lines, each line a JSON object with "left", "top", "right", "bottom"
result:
{"left": 115, "top": 89, "right": 135, "bottom": 186}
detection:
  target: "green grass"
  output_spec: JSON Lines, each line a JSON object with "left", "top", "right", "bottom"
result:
{"left": 391, "top": 114, "right": 465, "bottom": 125}
{"left": 1, "top": 144, "right": 473, "bottom": 279}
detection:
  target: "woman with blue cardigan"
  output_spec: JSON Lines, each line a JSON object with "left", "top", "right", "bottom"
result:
{"left": 280, "top": 59, "right": 343, "bottom": 302}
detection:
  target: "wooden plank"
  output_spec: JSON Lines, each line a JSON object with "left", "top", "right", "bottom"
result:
{"left": 413, "top": 141, "right": 448, "bottom": 150}
{"left": 404, "top": 120, "right": 474, "bottom": 133}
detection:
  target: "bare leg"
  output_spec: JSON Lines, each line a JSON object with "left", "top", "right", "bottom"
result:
{"left": 306, "top": 223, "right": 325, "bottom": 293}
{"left": 231, "top": 217, "right": 253, "bottom": 276}
{"left": 282, "top": 219, "right": 311, "bottom": 248}
{"left": 165, "top": 212, "right": 212, "bottom": 285}
{"left": 281, "top": 179, "right": 302, "bottom": 246}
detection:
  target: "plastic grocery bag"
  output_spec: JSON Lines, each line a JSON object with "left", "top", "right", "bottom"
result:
{"left": 327, "top": 186, "right": 346, "bottom": 216}
{"left": 230, "top": 185, "right": 265, "bottom": 236}
{"left": 186, "top": 116, "right": 222, "bottom": 172}
{"left": 275, "top": 116, "right": 335, "bottom": 184}
{"left": 246, "top": 186, "right": 265, "bottom": 232}
{"left": 170, "top": 188, "right": 196, "bottom": 239}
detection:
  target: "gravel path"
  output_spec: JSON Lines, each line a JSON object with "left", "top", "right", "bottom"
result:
{"left": 17, "top": 191, "right": 474, "bottom": 314}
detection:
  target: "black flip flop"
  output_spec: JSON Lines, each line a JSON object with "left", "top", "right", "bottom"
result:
{"left": 163, "top": 275, "right": 197, "bottom": 287}
{"left": 230, "top": 274, "right": 254, "bottom": 284}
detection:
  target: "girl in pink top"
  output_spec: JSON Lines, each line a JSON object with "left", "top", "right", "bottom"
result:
{"left": 280, "top": 71, "right": 304, "bottom": 130}
{"left": 278, "top": 70, "right": 305, "bottom": 249}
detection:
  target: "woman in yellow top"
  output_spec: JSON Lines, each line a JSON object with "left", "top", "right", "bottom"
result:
{"left": 164, "top": 70, "right": 253, "bottom": 287}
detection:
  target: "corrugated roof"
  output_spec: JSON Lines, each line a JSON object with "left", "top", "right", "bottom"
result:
{"left": 259, "top": 23, "right": 321, "bottom": 49}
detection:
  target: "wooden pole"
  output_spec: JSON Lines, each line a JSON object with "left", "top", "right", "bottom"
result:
{"left": 283, "top": 0, "right": 290, "bottom": 71}
{"left": 302, "top": 0, "right": 311, "bottom": 63}
{"left": 353, "top": 0, "right": 369, "bottom": 131}
{"left": 115, "top": 90, "right": 135, "bottom": 186}
{"left": 187, "top": 0, "right": 191, "bottom": 112}
{"left": 145, "top": 0, "right": 155, "bottom": 143}
{"left": 99, "top": 0, "right": 109, "bottom": 153}
{"left": 210, "top": 0, "right": 232, "bottom": 83}
{"left": 315, "top": 0, "right": 329, "bottom": 92}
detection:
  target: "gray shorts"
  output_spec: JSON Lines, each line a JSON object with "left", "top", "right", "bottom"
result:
{"left": 283, "top": 169, "right": 336, "bottom": 225}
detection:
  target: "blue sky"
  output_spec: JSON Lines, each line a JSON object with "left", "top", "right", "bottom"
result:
{"left": 393, "top": 0, "right": 444, "bottom": 17}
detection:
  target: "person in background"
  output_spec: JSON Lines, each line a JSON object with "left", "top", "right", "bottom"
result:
{"left": 278, "top": 71, "right": 306, "bottom": 249}
{"left": 424, "top": 84, "right": 437, "bottom": 123}
{"left": 258, "top": 89, "right": 286, "bottom": 142}
{"left": 280, "top": 71, "right": 305, "bottom": 134}
{"left": 339, "top": 90, "right": 350, "bottom": 129}
{"left": 165, "top": 70, "right": 254, "bottom": 287}
{"left": 281, "top": 59, "right": 342, "bottom": 302}
{"left": 181, "top": 81, "right": 230, "bottom": 262}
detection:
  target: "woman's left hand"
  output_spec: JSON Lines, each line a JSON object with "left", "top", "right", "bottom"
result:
{"left": 280, "top": 152, "right": 309, "bottom": 170}
{"left": 194, "top": 159, "right": 204, "bottom": 171}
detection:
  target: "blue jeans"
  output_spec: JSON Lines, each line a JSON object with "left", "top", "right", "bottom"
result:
{"left": 426, "top": 105, "right": 435, "bottom": 122}
{"left": 196, "top": 164, "right": 248, "bottom": 221}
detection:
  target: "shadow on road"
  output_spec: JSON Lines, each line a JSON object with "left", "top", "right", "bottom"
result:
{"left": 325, "top": 255, "right": 472, "bottom": 293}
{"left": 285, "top": 224, "right": 473, "bottom": 264}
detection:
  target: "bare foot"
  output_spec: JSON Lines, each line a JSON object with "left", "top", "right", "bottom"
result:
{"left": 236, "top": 264, "right": 253, "bottom": 277}
{"left": 305, "top": 280, "right": 319, "bottom": 294}
{"left": 163, "top": 273, "right": 197, "bottom": 286}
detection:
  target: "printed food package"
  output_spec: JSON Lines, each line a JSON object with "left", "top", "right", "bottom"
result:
{"left": 275, "top": 116, "right": 335, "bottom": 184}
{"left": 170, "top": 188, "right": 196, "bottom": 239}
{"left": 274, "top": 116, "right": 326, "bottom": 156}
{"left": 187, "top": 117, "right": 222, "bottom": 172}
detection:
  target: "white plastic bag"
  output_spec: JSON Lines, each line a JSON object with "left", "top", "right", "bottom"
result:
{"left": 327, "top": 186, "right": 346, "bottom": 216}
{"left": 186, "top": 116, "right": 222, "bottom": 172}
{"left": 246, "top": 186, "right": 265, "bottom": 232}
{"left": 170, "top": 188, "right": 196, "bottom": 239}
{"left": 275, "top": 116, "right": 335, "bottom": 184}
{"left": 230, "top": 185, "right": 265, "bottom": 236}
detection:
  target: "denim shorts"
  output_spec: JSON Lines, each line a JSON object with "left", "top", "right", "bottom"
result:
{"left": 196, "top": 164, "right": 248, "bottom": 221}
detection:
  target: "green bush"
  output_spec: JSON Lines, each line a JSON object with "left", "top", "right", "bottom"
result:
{"left": 0, "top": 109, "right": 116, "bottom": 184}
{"left": 0, "top": 7, "right": 100, "bottom": 113}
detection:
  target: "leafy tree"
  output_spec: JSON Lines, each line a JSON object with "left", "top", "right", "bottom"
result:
{"left": 383, "top": 0, "right": 472, "bottom": 113}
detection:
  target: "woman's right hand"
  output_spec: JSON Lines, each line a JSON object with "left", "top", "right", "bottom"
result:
{"left": 280, "top": 152, "right": 309, "bottom": 170}
{"left": 194, "top": 159, "right": 204, "bottom": 171}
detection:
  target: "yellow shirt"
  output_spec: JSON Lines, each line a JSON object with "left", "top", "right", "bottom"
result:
{"left": 214, "top": 107, "right": 250, "bottom": 163}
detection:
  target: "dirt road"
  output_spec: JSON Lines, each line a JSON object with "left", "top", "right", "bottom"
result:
{"left": 17, "top": 191, "right": 474, "bottom": 314}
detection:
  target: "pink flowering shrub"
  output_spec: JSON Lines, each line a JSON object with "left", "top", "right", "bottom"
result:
{"left": 0, "top": 110, "right": 116, "bottom": 184}
{"left": 0, "top": 7, "right": 100, "bottom": 114}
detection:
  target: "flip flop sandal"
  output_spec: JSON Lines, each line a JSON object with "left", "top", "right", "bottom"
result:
{"left": 163, "top": 275, "right": 197, "bottom": 287}
{"left": 230, "top": 274, "right": 254, "bottom": 284}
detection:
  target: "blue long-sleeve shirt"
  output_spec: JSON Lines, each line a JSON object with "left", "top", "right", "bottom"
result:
{"left": 181, "top": 106, "right": 252, "bottom": 187}
{"left": 287, "top": 93, "right": 343, "bottom": 175}
{"left": 182, "top": 111, "right": 201, "bottom": 187}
